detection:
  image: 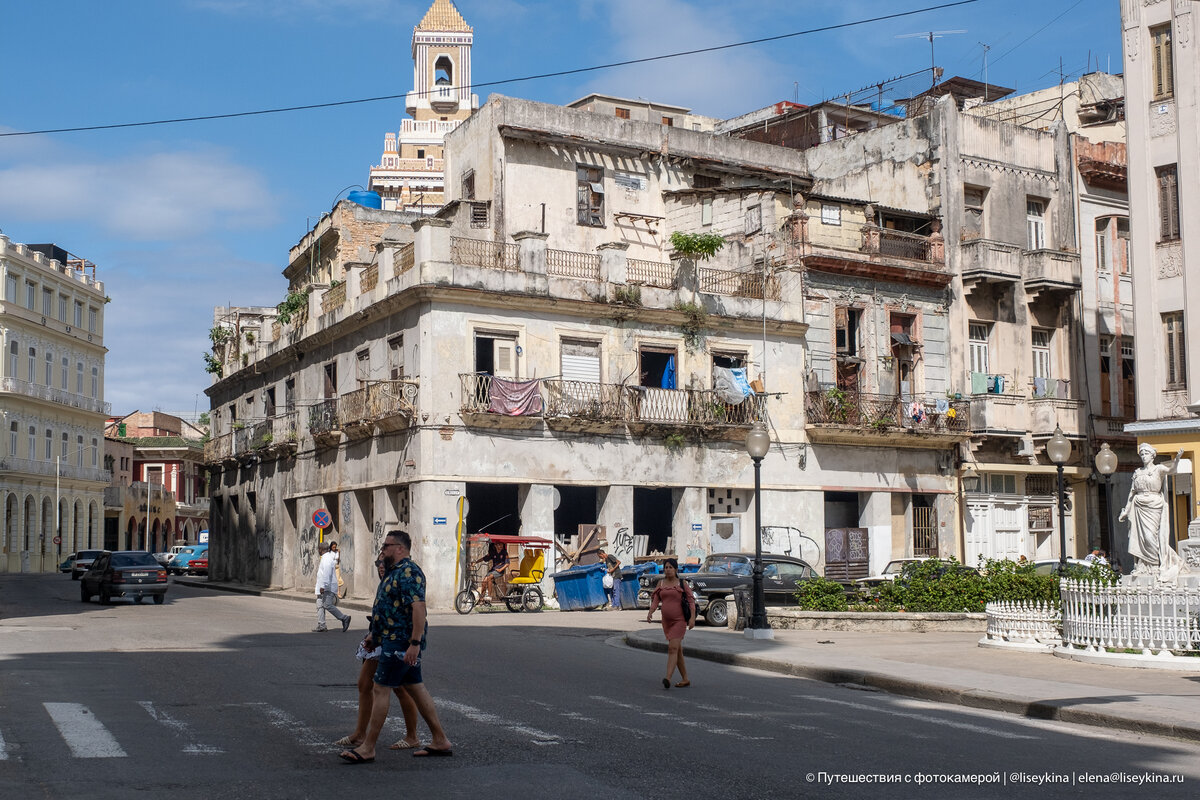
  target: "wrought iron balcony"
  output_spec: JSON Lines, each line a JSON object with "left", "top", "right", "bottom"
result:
{"left": 1, "top": 376, "right": 111, "bottom": 415}
{"left": 204, "top": 432, "right": 233, "bottom": 463}
{"left": 309, "top": 398, "right": 341, "bottom": 445}
{"left": 805, "top": 389, "right": 969, "bottom": 445}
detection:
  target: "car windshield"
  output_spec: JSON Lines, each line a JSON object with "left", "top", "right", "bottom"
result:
{"left": 701, "top": 555, "right": 751, "bottom": 575}
{"left": 77, "top": 551, "right": 102, "bottom": 560}
{"left": 112, "top": 553, "right": 159, "bottom": 568}
{"left": 883, "top": 560, "right": 910, "bottom": 575}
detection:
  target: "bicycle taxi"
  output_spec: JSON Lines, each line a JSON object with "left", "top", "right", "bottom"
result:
{"left": 455, "top": 533, "right": 552, "bottom": 614}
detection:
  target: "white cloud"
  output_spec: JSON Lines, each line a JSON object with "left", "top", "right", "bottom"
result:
{"left": 0, "top": 144, "right": 277, "bottom": 241}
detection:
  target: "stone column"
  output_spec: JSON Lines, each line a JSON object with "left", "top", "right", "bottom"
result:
{"left": 597, "top": 241, "right": 629, "bottom": 285}
{"left": 512, "top": 230, "right": 549, "bottom": 276}
{"left": 928, "top": 219, "right": 945, "bottom": 263}
{"left": 519, "top": 484, "right": 558, "bottom": 596}
{"left": 597, "top": 485, "right": 635, "bottom": 564}
{"left": 673, "top": 486, "right": 707, "bottom": 562}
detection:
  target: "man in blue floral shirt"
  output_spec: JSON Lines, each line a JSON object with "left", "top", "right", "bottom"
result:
{"left": 338, "top": 529, "right": 453, "bottom": 764}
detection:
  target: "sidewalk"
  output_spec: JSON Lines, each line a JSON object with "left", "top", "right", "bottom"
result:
{"left": 178, "top": 577, "right": 1200, "bottom": 743}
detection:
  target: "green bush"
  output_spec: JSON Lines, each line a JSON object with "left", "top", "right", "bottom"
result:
{"left": 795, "top": 577, "right": 849, "bottom": 611}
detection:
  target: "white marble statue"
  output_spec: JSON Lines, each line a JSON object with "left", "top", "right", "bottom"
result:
{"left": 1118, "top": 443, "right": 1188, "bottom": 582}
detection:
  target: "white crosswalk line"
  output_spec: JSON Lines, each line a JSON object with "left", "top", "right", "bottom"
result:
{"left": 237, "top": 703, "right": 328, "bottom": 749}
{"left": 138, "top": 701, "right": 223, "bottom": 755}
{"left": 43, "top": 703, "right": 127, "bottom": 758}
{"left": 437, "top": 699, "right": 563, "bottom": 744}
{"left": 795, "top": 694, "right": 1038, "bottom": 740}
{"left": 0, "top": 728, "right": 8, "bottom": 760}
{"left": 589, "top": 696, "right": 773, "bottom": 741}
{"left": 526, "top": 699, "right": 661, "bottom": 740}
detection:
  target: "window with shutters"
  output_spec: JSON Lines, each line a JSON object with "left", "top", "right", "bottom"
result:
{"left": 58, "top": 294, "right": 68, "bottom": 322}
{"left": 74, "top": 301, "right": 83, "bottom": 327}
{"left": 661, "top": 116, "right": 674, "bottom": 126}
{"left": 835, "top": 307, "right": 861, "bottom": 357}
{"left": 285, "top": 378, "right": 296, "bottom": 413}
{"left": 76, "top": 362, "right": 83, "bottom": 394}
{"left": 28, "top": 347, "right": 36, "bottom": 382}
{"left": 576, "top": 165, "right": 605, "bottom": 227}
{"left": 91, "top": 366, "right": 99, "bottom": 398}
{"left": 44, "top": 428, "right": 52, "bottom": 460}
{"left": 61, "top": 357, "right": 68, "bottom": 389}
{"left": 1095, "top": 218, "right": 1111, "bottom": 272}
{"left": 474, "top": 332, "right": 519, "bottom": 379}
{"left": 88, "top": 307, "right": 97, "bottom": 333}
{"left": 1031, "top": 329, "right": 1052, "bottom": 380}
{"left": 615, "top": 107, "right": 630, "bottom": 119}
{"left": 356, "top": 349, "right": 370, "bottom": 388}
{"left": 4, "top": 271, "right": 15, "bottom": 302}
{"left": 6, "top": 340, "right": 16, "bottom": 378}
{"left": 323, "top": 361, "right": 338, "bottom": 399}
{"left": 470, "top": 202, "right": 488, "bottom": 227}
{"left": 76, "top": 435, "right": 84, "bottom": 467}
{"left": 1164, "top": 312, "right": 1186, "bottom": 389}
{"left": 560, "top": 338, "right": 601, "bottom": 383}
{"left": 25, "top": 280, "right": 36, "bottom": 310}
{"left": 42, "top": 287, "right": 53, "bottom": 315}
{"left": 1026, "top": 198, "right": 1046, "bottom": 250}
{"left": 1152, "top": 24, "right": 1174, "bottom": 101}
{"left": 1157, "top": 165, "right": 1180, "bottom": 241}
{"left": 28, "top": 426, "right": 35, "bottom": 460}
{"left": 45, "top": 351, "right": 53, "bottom": 385}
{"left": 821, "top": 203, "right": 841, "bottom": 226}
{"left": 91, "top": 437, "right": 98, "bottom": 468}
{"left": 1121, "top": 339, "right": 1136, "bottom": 417}
{"left": 1100, "top": 336, "right": 1113, "bottom": 416}
{"left": 387, "top": 335, "right": 404, "bottom": 380}
{"left": 61, "top": 432, "right": 67, "bottom": 460}
{"left": 1117, "top": 218, "right": 1131, "bottom": 274}
{"left": 9, "top": 421, "right": 16, "bottom": 457}
{"left": 969, "top": 322, "right": 990, "bottom": 375}
{"left": 745, "top": 204, "right": 762, "bottom": 235}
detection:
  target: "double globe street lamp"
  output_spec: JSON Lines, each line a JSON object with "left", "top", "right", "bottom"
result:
{"left": 1094, "top": 442, "right": 1118, "bottom": 557}
{"left": 745, "top": 421, "right": 773, "bottom": 639}
{"left": 1046, "top": 425, "right": 1072, "bottom": 570}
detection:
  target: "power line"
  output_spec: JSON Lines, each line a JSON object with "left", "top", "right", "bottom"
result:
{"left": 1, "top": 0, "right": 978, "bottom": 138}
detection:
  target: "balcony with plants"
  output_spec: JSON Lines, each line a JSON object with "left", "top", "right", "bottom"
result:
{"left": 804, "top": 386, "right": 969, "bottom": 447}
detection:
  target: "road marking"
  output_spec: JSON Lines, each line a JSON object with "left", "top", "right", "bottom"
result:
{"left": 437, "top": 699, "right": 562, "bottom": 745}
{"left": 138, "top": 701, "right": 223, "bottom": 755}
{"left": 527, "top": 699, "right": 660, "bottom": 740}
{"left": 795, "top": 694, "right": 1038, "bottom": 740}
{"left": 590, "top": 696, "right": 773, "bottom": 741}
{"left": 239, "top": 703, "right": 327, "bottom": 749}
{"left": 43, "top": 703, "right": 127, "bottom": 758}
{"left": 0, "top": 728, "right": 7, "bottom": 760}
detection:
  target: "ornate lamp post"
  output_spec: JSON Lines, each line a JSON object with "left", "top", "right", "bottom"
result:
{"left": 1094, "top": 443, "right": 1118, "bottom": 557}
{"left": 1046, "top": 425, "right": 1072, "bottom": 570}
{"left": 745, "top": 422, "right": 772, "bottom": 638}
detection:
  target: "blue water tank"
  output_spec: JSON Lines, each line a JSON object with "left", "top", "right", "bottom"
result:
{"left": 346, "top": 190, "right": 382, "bottom": 209}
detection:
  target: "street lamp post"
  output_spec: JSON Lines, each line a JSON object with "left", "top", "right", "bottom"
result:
{"left": 745, "top": 422, "right": 772, "bottom": 639}
{"left": 1094, "top": 442, "right": 1118, "bottom": 558}
{"left": 1046, "top": 425, "right": 1072, "bottom": 570}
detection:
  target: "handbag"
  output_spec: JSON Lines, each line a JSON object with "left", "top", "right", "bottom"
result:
{"left": 679, "top": 583, "right": 692, "bottom": 624}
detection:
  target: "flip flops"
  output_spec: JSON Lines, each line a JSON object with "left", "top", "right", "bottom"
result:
{"left": 338, "top": 750, "right": 374, "bottom": 764}
{"left": 389, "top": 738, "right": 420, "bottom": 750}
{"left": 412, "top": 746, "right": 453, "bottom": 758}
{"left": 333, "top": 736, "right": 361, "bottom": 747}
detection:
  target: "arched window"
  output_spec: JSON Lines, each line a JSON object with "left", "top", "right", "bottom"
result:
{"left": 28, "top": 347, "right": 36, "bottom": 382}
{"left": 76, "top": 362, "right": 84, "bottom": 394}
{"left": 61, "top": 356, "right": 68, "bottom": 389}
{"left": 77, "top": 435, "right": 84, "bottom": 467}
{"left": 45, "top": 351, "right": 53, "bottom": 384}
{"left": 7, "top": 340, "right": 17, "bottom": 378}
{"left": 44, "top": 428, "right": 52, "bottom": 460}
{"left": 91, "top": 366, "right": 99, "bottom": 399}
{"left": 434, "top": 55, "right": 453, "bottom": 86}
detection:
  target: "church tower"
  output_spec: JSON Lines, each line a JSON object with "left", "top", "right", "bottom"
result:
{"left": 368, "top": 0, "right": 479, "bottom": 213}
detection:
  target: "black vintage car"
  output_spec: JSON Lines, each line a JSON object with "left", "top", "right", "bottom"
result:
{"left": 80, "top": 551, "right": 169, "bottom": 605}
{"left": 640, "top": 553, "right": 819, "bottom": 626}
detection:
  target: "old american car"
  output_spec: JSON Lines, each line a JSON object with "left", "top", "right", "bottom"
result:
{"left": 641, "top": 552, "right": 819, "bottom": 626}
{"left": 80, "top": 551, "right": 169, "bottom": 605}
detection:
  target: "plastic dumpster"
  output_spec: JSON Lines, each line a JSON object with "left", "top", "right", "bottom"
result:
{"left": 679, "top": 562, "right": 702, "bottom": 574}
{"left": 552, "top": 563, "right": 607, "bottom": 611}
{"left": 619, "top": 563, "right": 656, "bottom": 610}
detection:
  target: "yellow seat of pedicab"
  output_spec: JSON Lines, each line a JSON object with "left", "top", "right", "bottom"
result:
{"left": 509, "top": 551, "right": 545, "bottom": 585}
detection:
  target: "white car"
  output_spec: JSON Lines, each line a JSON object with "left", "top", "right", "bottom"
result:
{"left": 154, "top": 545, "right": 189, "bottom": 568}
{"left": 854, "top": 557, "right": 930, "bottom": 590}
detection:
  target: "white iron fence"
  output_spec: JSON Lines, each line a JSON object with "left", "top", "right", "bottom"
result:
{"left": 983, "top": 600, "right": 1060, "bottom": 646}
{"left": 1060, "top": 579, "right": 1200, "bottom": 654}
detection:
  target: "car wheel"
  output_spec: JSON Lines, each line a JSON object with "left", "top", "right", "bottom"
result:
{"left": 454, "top": 590, "right": 475, "bottom": 615}
{"left": 134, "top": 596, "right": 143, "bottom": 604}
{"left": 153, "top": 594, "right": 165, "bottom": 605}
{"left": 80, "top": 584, "right": 90, "bottom": 602}
{"left": 522, "top": 586, "right": 544, "bottom": 613}
{"left": 99, "top": 589, "right": 111, "bottom": 605}
{"left": 705, "top": 598, "right": 728, "bottom": 627}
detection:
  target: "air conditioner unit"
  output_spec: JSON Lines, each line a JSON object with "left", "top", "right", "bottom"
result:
{"left": 1014, "top": 437, "right": 1036, "bottom": 457}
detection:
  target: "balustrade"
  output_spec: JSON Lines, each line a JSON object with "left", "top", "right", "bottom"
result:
{"left": 546, "top": 248, "right": 601, "bottom": 281}
{"left": 451, "top": 237, "right": 518, "bottom": 271}
{"left": 626, "top": 259, "right": 675, "bottom": 288}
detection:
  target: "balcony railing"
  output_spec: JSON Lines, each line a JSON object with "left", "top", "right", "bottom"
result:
{"left": 361, "top": 263, "right": 378, "bottom": 293}
{"left": 451, "top": 237, "right": 518, "bottom": 271}
{"left": 394, "top": 243, "right": 415, "bottom": 276}
{"left": 309, "top": 398, "right": 340, "bottom": 438}
{"left": 0, "top": 456, "right": 110, "bottom": 482}
{"left": 1, "top": 376, "right": 111, "bottom": 415}
{"left": 544, "top": 379, "right": 632, "bottom": 420}
{"left": 547, "top": 248, "right": 601, "bottom": 281}
{"left": 205, "top": 432, "right": 233, "bottom": 462}
{"left": 698, "top": 267, "right": 781, "bottom": 300}
{"left": 871, "top": 229, "right": 932, "bottom": 261}
{"left": 366, "top": 380, "right": 419, "bottom": 428}
{"left": 805, "top": 390, "right": 970, "bottom": 434}
{"left": 321, "top": 282, "right": 347, "bottom": 314}
{"left": 627, "top": 258, "right": 676, "bottom": 289}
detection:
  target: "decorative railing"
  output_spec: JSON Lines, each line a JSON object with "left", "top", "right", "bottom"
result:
{"left": 546, "top": 248, "right": 601, "bottom": 281}
{"left": 805, "top": 390, "right": 969, "bottom": 433}
{"left": 451, "top": 237, "right": 518, "bottom": 271}
{"left": 0, "top": 456, "right": 109, "bottom": 482}
{"left": 309, "top": 399, "right": 340, "bottom": 437}
{"left": 366, "top": 380, "right": 419, "bottom": 421}
{"left": 984, "top": 600, "right": 1061, "bottom": 646}
{"left": 1, "top": 376, "right": 111, "bottom": 415}
{"left": 361, "top": 263, "right": 378, "bottom": 293}
{"left": 627, "top": 258, "right": 675, "bottom": 288}
{"left": 1061, "top": 579, "right": 1200, "bottom": 654}
{"left": 339, "top": 387, "right": 370, "bottom": 427}
{"left": 543, "top": 379, "right": 631, "bottom": 420}
{"left": 875, "top": 229, "right": 932, "bottom": 261}
{"left": 698, "top": 266, "right": 781, "bottom": 300}
{"left": 269, "top": 410, "right": 300, "bottom": 445}
{"left": 205, "top": 432, "right": 233, "bottom": 462}
{"left": 321, "top": 282, "right": 346, "bottom": 314}
{"left": 460, "top": 373, "right": 504, "bottom": 414}
{"left": 394, "top": 242, "right": 415, "bottom": 276}
{"left": 232, "top": 425, "right": 256, "bottom": 455}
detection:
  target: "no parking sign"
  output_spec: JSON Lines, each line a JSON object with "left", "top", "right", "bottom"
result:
{"left": 313, "top": 509, "right": 332, "bottom": 529}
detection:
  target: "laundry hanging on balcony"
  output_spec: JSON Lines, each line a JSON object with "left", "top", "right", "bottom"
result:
{"left": 713, "top": 366, "right": 754, "bottom": 404}
{"left": 487, "top": 377, "right": 544, "bottom": 416}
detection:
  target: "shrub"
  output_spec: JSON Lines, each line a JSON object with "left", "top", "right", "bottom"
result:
{"left": 795, "top": 577, "right": 849, "bottom": 611}
{"left": 876, "top": 558, "right": 987, "bottom": 612}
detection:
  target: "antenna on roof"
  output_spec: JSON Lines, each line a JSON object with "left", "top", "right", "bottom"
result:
{"left": 979, "top": 42, "right": 992, "bottom": 101}
{"left": 897, "top": 30, "right": 967, "bottom": 89}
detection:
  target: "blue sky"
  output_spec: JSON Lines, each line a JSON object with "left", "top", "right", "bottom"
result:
{"left": 0, "top": 0, "right": 1119, "bottom": 416}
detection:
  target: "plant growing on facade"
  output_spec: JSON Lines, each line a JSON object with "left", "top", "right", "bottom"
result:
{"left": 245, "top": 331, "right": 255, "bottom": 344}
{"left": 202, "top": 352, "right": 223, "bottom": 375}
{"left": 672, "top": 301, "right": 707, "bottom": 350}
{"left": 669, "top": 231, "right": 726, "bottom": 261}
{"left": 257, "top": 432, "right": 274, "bottom": 448}
{"left": 663, "top": 431, "right": 687, "bottom": 452}
{"left": 612, "top": 284, "right": 642, "bottom": 306}
{"left": 822, "top": 387, "right": 852, "bottom": 423}
{"left": 275, "top": 289, "right": 311, "bottom": 324}
{"left": 232, "top": 421, "right": 245, "bottom": 431}
{"left": 209, "top": 326, "right": 233, "bottom": 350}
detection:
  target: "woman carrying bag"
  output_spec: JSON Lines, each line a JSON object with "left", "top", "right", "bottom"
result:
{"left": 646, "top": 558, "right": 696, "bottom": 688}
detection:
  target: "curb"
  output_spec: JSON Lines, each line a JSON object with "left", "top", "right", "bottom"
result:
{"left": 172, "top": 577, "right": 377, "bottom": 613}
{"left": 623, "top": 633, "right": 1200, "bottom": 745}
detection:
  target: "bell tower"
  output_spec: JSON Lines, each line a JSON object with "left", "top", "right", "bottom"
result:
{"left": 368, "top": 0, "right": 479, "bottom": 213}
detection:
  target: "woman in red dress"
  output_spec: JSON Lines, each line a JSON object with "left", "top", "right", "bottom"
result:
{"left": 646, "top": 558, "right": 696, "bottom": 688}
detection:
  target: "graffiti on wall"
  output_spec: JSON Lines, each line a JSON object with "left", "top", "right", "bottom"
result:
{"left": 299, "top": 524, "right": 317, "bottom": 576}
{"left": 341, "top": 527, "right": 354, "bottom": 577}
{"left": 373, "top": 520, "right": 385, "bottom": 556}
{"left": 684, "top": 528, "right": 706, "bottom": 560}
{"left": 257, "top": 530, "right": 274, "bottom": 560}
{"left": 611, "top": 526, "right": 635, "bottom": 563}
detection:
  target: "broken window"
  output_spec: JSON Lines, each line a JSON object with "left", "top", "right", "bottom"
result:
{"left": 388, "top": 335, "right": 404, "bottom": 380}
{"left": 576, "top": 165, "right": 605, "bottom": 227}
{"left": 323, "top": 361, "right": 338, "bottom": 399}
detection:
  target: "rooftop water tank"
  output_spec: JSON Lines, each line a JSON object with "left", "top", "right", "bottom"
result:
{"left": 346, "top": 190, "right": 382, "bottom": 209}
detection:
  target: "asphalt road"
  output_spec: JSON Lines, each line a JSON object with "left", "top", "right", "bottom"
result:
{"left": 2, "top": 573, "right": 1199, "bottom": 799}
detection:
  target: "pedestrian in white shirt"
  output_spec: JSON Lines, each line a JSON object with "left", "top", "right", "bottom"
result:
{"left": 315, "top": 540, "right": 352, "bottom": 632}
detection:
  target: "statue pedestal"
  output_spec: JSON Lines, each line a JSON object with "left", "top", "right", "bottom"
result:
{"left": 1178, "top": 535, "right": 1200, "bottom": 573}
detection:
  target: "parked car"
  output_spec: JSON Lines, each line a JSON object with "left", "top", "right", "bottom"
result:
{"left": 641, "top": 552, "right": 819, "bottom": 626}
{"left": 154, "top": 545, "right": 190, "bottom": 568}
{"left": 188, "top": 551, "right": 209, "bottom": 576}
{"left": 71, "top": 550, "right": 104, "bottom": 580}
{"left": 79, "top": 551, "right": 169, "bottom": 605}
{"left": 855, "top": 557, "right": 930, "bottom": 593}
{"left": 59, "top": 553, "right": 76, "bottom": 573}
{"left": 168, "top": 544, "right": 208, "bottom": 575}
{"left": 1032, "top": 558, "right": 1106, "bottom": 577}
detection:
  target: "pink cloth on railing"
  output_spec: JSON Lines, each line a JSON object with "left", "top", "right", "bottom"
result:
{"left": 487, "top": 377, "right": 544, "bottom": 416}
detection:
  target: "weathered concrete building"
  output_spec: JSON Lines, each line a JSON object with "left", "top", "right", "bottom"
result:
{"left": 1121, "top": 0, "right": 1200, "bottom": 547}
{"left": 1, "top": 236, "right": 109, "bottom": 572}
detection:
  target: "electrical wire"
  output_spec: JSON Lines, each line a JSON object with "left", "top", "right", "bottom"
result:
{"left": 0, "top": 1, "right": 978, "bottom": 138}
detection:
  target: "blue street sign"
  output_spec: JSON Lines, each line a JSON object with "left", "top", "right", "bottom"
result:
{"left": 433, "top": 517, "right": 447, "bottom": 525}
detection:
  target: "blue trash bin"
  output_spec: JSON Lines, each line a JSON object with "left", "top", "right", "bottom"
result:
{"left": 552, "top": 563, "right": 607, "bottom": 611}
{"left": 679, "top": 562, "right": 702, "bottom": 574}
{"left": 619, "top": 563, "right": 655, "bottom": 610}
